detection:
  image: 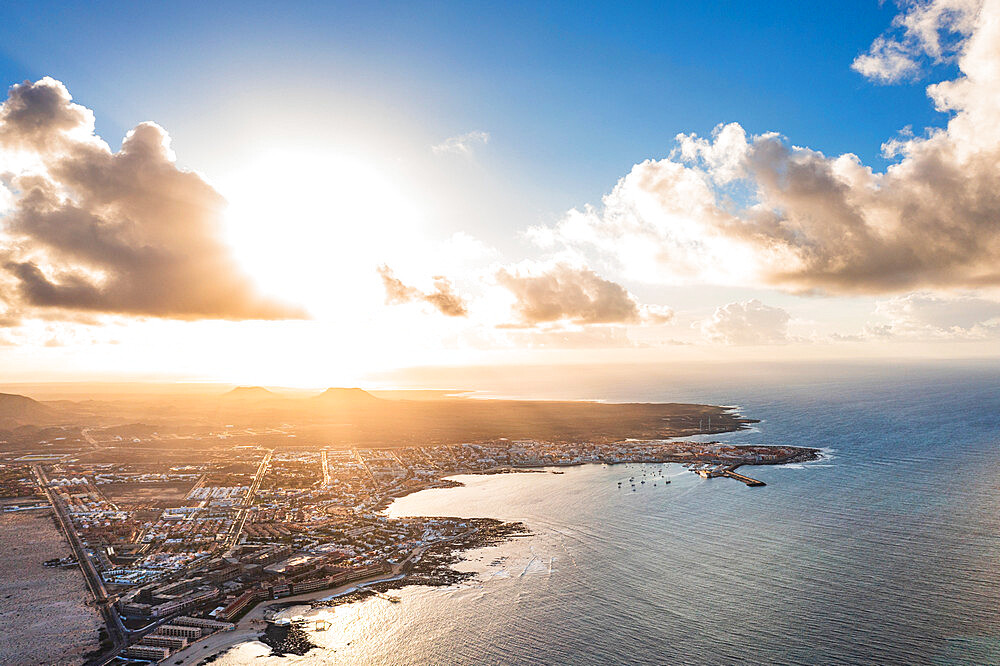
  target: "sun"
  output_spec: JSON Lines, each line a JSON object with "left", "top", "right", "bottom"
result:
{"left": 219, "top": 150, "right": 424, "bottom": 319}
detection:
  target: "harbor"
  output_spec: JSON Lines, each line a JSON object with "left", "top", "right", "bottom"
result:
{"left": 692, "top": 465, "right": 766, "bottom": 487}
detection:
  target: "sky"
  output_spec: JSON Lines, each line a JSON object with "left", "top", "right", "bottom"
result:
{"left": 0, "top": 0, "right": 999, "bottom": 387}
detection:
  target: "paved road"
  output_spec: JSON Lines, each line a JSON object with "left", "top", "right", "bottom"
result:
{"left": 353, "top": 448, "right": 380, "bottom": 488}
{"left": 225, "top": 450, "right": 272, "bottom": 547}
{"left": 321, "top": 450, "right": 331, "bottom": 486}
{"left": 33, "top": 465, "right": 127, "bottom": 665}
{"left": 80, "top": 427, "right": 100, "bottom": 449}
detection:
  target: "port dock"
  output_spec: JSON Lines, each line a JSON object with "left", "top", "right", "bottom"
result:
{"left": 693, "top": 465, "right": 766, "bottom": 487}
{"left": 723, "top": 469, "right": 765, "bottom": 486}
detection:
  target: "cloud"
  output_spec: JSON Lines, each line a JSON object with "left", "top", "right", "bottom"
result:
{"left": 495, "top": 263, "right": 672, "bottom": 327}
{"left": 869, "top": 291, "right": 1000, "bottom": 338}
{"left": 825, "top": 291, "right": 1000, "bottom": 341}
{"left": 529, "top": 1, "right": 1000, "bottom": 296}
{"left": 432, "top": 130, "right": 490, "bottom": 155}
{"left": 700, "top": 299, "right": 790, "bottom": 345}
{"left": 0, "top": 78, "right": 305, "bottom": 320}
{"left": 377, "top": 265, "right": 468, "bottom": 317}
{"left": 422, "top": 277, "right": 468, "bottom": 317}
{"left": 851, "top": 0, "right": 981, "bottom": 83}
{"left": 0, "top": 76, "right": 97, "bottom": 151}
{"left": 877, "top": 291, "right": 1000, "bottom": 329}
{"left": 504, "top": 325, "right": 635, "bottom": 349}
{"left": 378, "top": 264, "right": 421, "bottom": 305}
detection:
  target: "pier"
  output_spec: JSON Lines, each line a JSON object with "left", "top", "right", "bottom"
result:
{"left": 722, "top": 469, "right": 766, "bottom": 487}
{"left": 693, "top": 465, "right": 765, "bottom": 486}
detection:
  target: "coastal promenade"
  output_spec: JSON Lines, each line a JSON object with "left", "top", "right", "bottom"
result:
{"left": 166, "top": 570, "right": 406, "bottom": 665}
{"left": 168, "top": 538, "right": 435, "bottom": 664}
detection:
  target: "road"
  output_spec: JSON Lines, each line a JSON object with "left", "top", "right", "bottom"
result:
{"left": 32, "top": 465, "right": 127, "bottom": 665}
{"left": 186, "top": 472, "right": 209, "bottom": 499}
{"left": 225, "top": 449, "right": 272, "bottom": 547}
{"left": 80, "top": 427, "right": 100, "bottom": 450}
{"left": 353, "top": 448, "right": 379, "bottom": 488}
{"left": 321, "top": 450, "right": 331, "bottom": 486}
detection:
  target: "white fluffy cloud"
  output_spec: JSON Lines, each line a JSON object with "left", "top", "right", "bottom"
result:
{"left": 700, "top": 299, "right": 791, "bottom": 345}
{"left": 432, "top": 130, "right": 490, "bottom": 155}
{"left": 852, "top": 0, "right": 981, "bottom": 83}
{"left": 0, "top": 78, "right": 305, "bottom": 321}
{"left": 530, "top": 0, "right": 1000, "bottom": 296}
{"left": 495, "top": 263, "right": 672, "bottom": 328}
{"left": 871, "top": 291, "right": 1000, "bottom": 338}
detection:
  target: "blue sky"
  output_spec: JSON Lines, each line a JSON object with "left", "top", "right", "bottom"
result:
{"left": 1, "top": 0, "right": 998, "bottom": 384}
{"left": 0, "top": 0, "right": 955, "bottom": 216}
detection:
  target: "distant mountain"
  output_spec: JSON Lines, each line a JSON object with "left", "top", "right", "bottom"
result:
{"left": 222, "top": 386, "right": 278, "bottom": 400}
{"left": 0, "top": 392, "right": 56, "bottom": 427}
{"left": 310, "top": 387, "right": 381, "bottom": 404}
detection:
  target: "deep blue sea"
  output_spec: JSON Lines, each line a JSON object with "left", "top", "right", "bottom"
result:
{"left": 218, "top": 363, "right": 1000, "bottom": 665}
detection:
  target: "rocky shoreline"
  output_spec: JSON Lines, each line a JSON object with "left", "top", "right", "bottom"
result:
{"left": 260, "top": 621, "right": 318, "bottom": 657}
{"left": 242, "top": 449, "right": 815, "bottom": 659}
{"left": 272, "top": 447, "right": 820, "bottom": 626}
{"left": 753, "top": 446, "right": 823, "bottom": 465}
{"left": 311, "top": 518, "right": 531, "bottom": 613}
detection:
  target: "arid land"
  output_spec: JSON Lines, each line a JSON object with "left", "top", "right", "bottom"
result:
{"left": 0, "top": 508, "right": 103, "bottom": 665}
{"left": 0, "top": 387, "right": 818, "bottom": 665}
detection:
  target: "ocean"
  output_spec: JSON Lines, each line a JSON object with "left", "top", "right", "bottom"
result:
{"left": 215, "top": 363, "right": 1000, "bottom": 665}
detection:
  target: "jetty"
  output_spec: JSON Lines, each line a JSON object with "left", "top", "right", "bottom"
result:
{"left": 694, "top": 465, "right": 765, "bottom": 487}
{"left": 723, "top": 469, "right": 765, "bottom": 487}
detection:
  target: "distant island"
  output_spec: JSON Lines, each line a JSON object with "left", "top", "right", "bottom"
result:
{"left": 0, "top": 388, "right": 819, "bottom": 664}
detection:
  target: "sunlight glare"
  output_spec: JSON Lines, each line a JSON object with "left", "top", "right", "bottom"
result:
{"left": 220, "top": 150, "right": 424, "bottom": 318}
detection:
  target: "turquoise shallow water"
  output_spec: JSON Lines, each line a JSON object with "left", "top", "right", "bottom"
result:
{"left": 217, "top": 366, "right": 1000, "bottom": 665}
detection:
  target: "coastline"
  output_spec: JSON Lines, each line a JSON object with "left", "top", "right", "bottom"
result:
{"left": 167, "top": 571, "right": 405, "bottom": 665}
{"left": 170, "top": 518, "right": 528, "bottom": 664}
{"left": 372, "top": 443, "right": 823, "bottom": 510}
{"left": 171, "top": 446, "right": 818, "bottom": 664}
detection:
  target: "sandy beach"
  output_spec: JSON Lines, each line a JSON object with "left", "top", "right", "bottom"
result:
{"left": 0, "top": 509, "right": 102, "bottom": 666}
